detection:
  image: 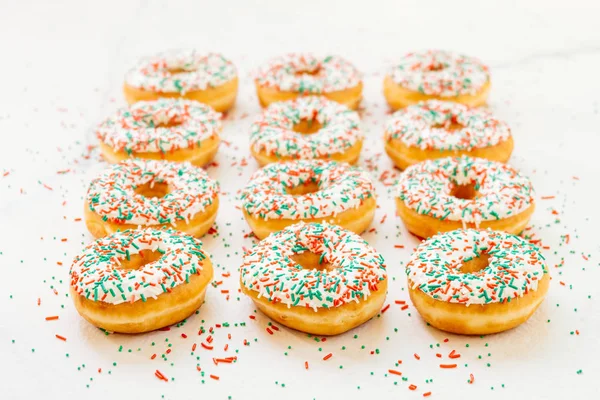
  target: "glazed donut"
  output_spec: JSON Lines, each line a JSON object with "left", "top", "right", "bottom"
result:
{"left": 241, "top": 160, "right": 376, "bottom": 240}
{"left": 240, "top": 222, "right": 387, "bottom": 335}
{"left": 97, "top": 98, "right": 221, "bottom": 167}
{"left": 395, "top": 156, "right": 534, "bottom": 238}
{"left": 70, "top": 228, "right": 214, "bottom": 333}
{"left": 384, "top": 100, "right": 513, "bottom": 169}
{"left": 255, "top": 53, "right": 363, "bottom": 110}
{"left": 250, "top": 96, "right": 363, "bottom": 166}
{"left": 406, "top": 228, "right": 549, "bottom": 335}
{"left": 384, "top": 50, "right": 490, "bottom": 110}
{"left": 84, "top": 159, "right": 219, "bottom": 238}
{"left": 123, "top": 50, "right": 238, "bottom": 112}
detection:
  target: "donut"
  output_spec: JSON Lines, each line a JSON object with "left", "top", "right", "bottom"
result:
{"left": 250, "top": 96, "right": 363, "bottom": 166}
{"left": 255, "top": 53, "right": 363, "bottom": 110}
{"left": 395, "top": 156, "right": 534, "bottom": 238}
{"left": 123, "top": 50, "right": 238, "bottom": 112}
{"left": 70, "top": 228, "right": 213, "bottom": 333}
{"left": 406, "top": 228, "right": 550, "bottom": 335}
{"left": 96, "top": 98, "right": 221, "bottom": 167}
{"left": 384, "top": 100, "right": 513, "bottom": 169}
{"left": 85, "top": 159, "right": 219, "bottom": 239}
{"left": 239, "top": 222, "right": 387, "bottom": 335}
{"left": 384, "top": 50, "right": 490, "bottom": 110}
{"left": 241, "top": 159, "right": 376, "bottom": 240}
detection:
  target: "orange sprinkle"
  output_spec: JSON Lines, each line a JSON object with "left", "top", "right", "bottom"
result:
{"left": 423, "top": 392, "right": 432, "bottom": 397}
{"left": 151, "top": 354, "right": 157, "bottom": 360}
{"left": 541, "top": 196, "right": 555, "bottom": 200}
{"left": 388, "top": 369, "right": 402, "bottom": 376}
{"left": 414, "top": 353, "right": 420, "bottom": 360}
{"left": 409, "top": 384, "right": 417, "bottom": 390}
{"left": 469, "top": 373, "right": 475, "bottom": 384}
{"left": 381, "top": 304, "right": 391, "bottom": 313}
{"left": 394, "top": 244, "right": 405, "bottom": 249}
{"left": 440, "top": 364, "right": 457, "bottom": 368}
{"left": 448, "top": 350, "right": 461, "bottom": 359}
{"left": 323, "top": 353, "right": 333, "bottom": 361}
{"left": 395, "top": 300, "right": 406, "bottom": 304}
{"left": 210, "top": 375, "right": 219, "bottom": 380}
{"left": 55, "top": 334, "right": 66, "bottom": 341}
{"left": 61, "top": 238, "right": 68, "bottom": 242}
{"left": 155, "top": 370, "right": 167, "bottom": 382}
{"left": 45, "top": 316, "right": 59, "bottom": 321}
{"left": 305, "top": 361, "right": 309, "bottom": 370}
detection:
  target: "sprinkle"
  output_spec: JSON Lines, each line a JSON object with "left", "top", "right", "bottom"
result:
{"left": 323, "top": 353, "right": 333, "bottom": 361}
{"left": 55, "top": 335, "right": 67, "bottom": 341}
{"left": 45, "top": 316, "right": 59, "bottom": 321}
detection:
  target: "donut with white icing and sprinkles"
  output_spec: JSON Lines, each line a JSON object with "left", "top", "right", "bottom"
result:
{"left": 97, "top": 98, "right": 222, "bottom": 167}
{"left": 70, "top": 228, "right": 214, "bottom": 333}
{"left": 250, "top": 96, "right": 363, "bottom": 166}
{"left": 384, "top": 50, "right": 491, "bottom": 110}
{"left": 384, "top": 100, "right": 513, "bottom": 169}
{"left": 84, "top": 159, "right": 219, "bottom": 239}
{"left": 406, "top": 228, "right": 549, "bottom": 335}
{"left": 241, "top": 159, "right": 376, "bottom": 239}
{"left": 123, "top": 50, "right": 238, "bottom": 112}
{"left": 395, "top": 156, "right": 534, "bottom": 238}
{"left": 240, "top": 222, "right": 387, "bottom": 335}
{"left": 255, "top": 53, "right": 363, "bottom": 110}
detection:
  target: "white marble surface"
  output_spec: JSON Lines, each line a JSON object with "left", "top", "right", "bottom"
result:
{"left": 1, "top": 1, "right": 599, "bottom": 399}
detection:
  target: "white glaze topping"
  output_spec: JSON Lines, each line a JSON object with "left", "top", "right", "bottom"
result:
{"left": 87, "top": 159, "right": 218, "bottom": 226}
{"left": 255, "top": 53, "right": 361, "bottom": 93}
{"left": 385, "top": 100, "right": 511, "bottom": 151}
{"left": 241, "top": 159, "right": 375, "bottom": 220}
{"left": 250, "top": 96, "right": 362, "bottom": 159}
{"left": 240, "top": 222, "right": 387, "bottom": 310}
{"left": 70, "top": 228, "right": 210, "bottom": 305}
{"left": 125, "top": 50, "right": 236, "bottom": 93}
{"left": 97, "top": 99, "right": 221, "bottom": 154}
{"left": 407, "top": 229, "right": 548, "bottom": 305}
{"left": 396, "top": 156, "right": 534, "bottom": 225}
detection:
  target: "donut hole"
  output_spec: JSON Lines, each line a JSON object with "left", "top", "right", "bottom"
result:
{"left": 460, "top": 254, "right": 490, "bottom": 274}
{"left": 290, "top": 251, "right": 334, "bottom": 272}
{"left": 284, "top": 181, "right": 320, "bottom": 196}
{"left": 135, "top": 181, "right": 170, "bottom": 199}
{"left": 119, "top": 249, "right": 163, "bottom": 271}
{"left": 145, "top": 113, "right": 185, "bottom": 128}
{"left": 166, "top": 67, "right": 189, "bottom": 75}
{"left": 294, "top": 66, "right": 321, "bottom": 77}
{"left": 293, "top": 119, "right": 323, "bottom": 135}
{"left": 432, "top": 119, "right": 463, "bottom": 131}
{"left": 450, "top": 182, "right": 479, "bottom": 200}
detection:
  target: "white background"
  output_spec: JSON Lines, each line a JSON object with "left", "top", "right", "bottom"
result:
{"left": 1, "top": 1, "right": 599, "bottom": 399}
